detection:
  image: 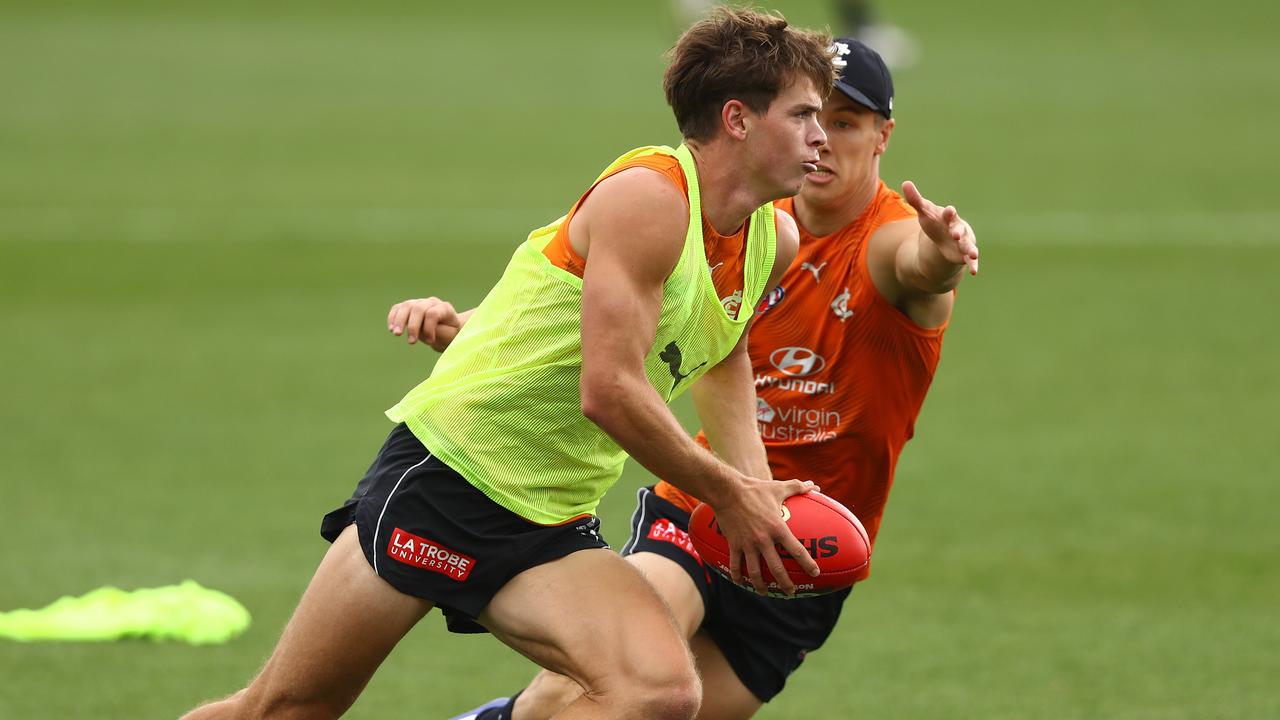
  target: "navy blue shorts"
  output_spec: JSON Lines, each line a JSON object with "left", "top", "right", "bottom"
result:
{"left": 621, "top": 486, "right": 852, "bottom": 702}
{"left": 321, "top": 424, "right": 609, "bottom": 633}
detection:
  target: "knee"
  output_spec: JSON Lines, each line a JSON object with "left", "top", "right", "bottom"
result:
{"left": 650, "top": 672, "right": 702, "bottom": 720}
{"left": 622, "top": 664, "right": 701, "bottom": 720}
{"left": 522, "top": 671, "right": 587, "bottom": 718}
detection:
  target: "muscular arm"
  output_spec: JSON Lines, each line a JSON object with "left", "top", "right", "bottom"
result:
{"left": 576, "top": 170, "right": 722, "bottom": 496}
{"left": 578, "top": 172, "right": 817, "bottom": 594}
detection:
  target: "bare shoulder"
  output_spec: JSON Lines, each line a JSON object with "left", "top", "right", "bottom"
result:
{"left": 864, "top": 217, "right": 916, "bottom": 302}
{"left": 572, "top": 167, "right": 690, "bottom": 279}
{"left": 771, "top": 207, "right": 800, "bottom": 282}
{"left": 774, "top": 207, "right": 800, "bottom": 255}
{"left": 867, "top": 217, "right": 916, "bottom": 258}
{"left": 866, "top": 217, "right": 916, "bottom": 272}
{"left": 578, "top": 167, "right": 689, "bottom": 240}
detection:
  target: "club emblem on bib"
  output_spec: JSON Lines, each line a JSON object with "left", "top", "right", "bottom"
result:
{"left": 831, "top": 288, "right": 853, "bottom": 322}
{"left": 721, "top": 289, "right": 743, "bottom": 317}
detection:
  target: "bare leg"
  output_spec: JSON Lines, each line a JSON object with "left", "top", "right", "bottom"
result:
{"left": 511, "top": 630, "right": 762, "bottom": 720}
{"left": 482, "top": 549, "right": 701, "bottom": 720}
{"left": 511, "top": 551, "right": 706, "bottom": 720}
{"left": 182, "top": 525, "right": 432, "bottom": 720}
{"left": 687, "top": 630, "right": 762, "bottom": 720}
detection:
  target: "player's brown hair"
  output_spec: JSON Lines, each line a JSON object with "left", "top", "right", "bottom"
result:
{"left": 664, "top": 7, "right": 835, "bottom": 142}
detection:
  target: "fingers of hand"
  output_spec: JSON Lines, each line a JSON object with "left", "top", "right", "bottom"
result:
{"left": 406, "top": 306, "right": 425, "bottom": 343}
{"left": 901, "top": 179, "right": 917, "bottom": 201}
{"left": 908, "top": 186, "right": 941, "bottom": 224}
{"left": 947, "top": 208, "right": 964, "bottom": 241}
{"left": 387, "top": 297, "right": 457, "bottom": 344}
{"left": 389, "top": 304, "right": 412, "bottom": 336}
{"left": 426, "top": 301, "right": 460, "bottom": 345}
{"left": 762, "top": 546, "right": 795, "bottom": 596}
{"left": 744, "top": 548, "right": 768, "bottom": 595}
{"left": 729, "top": 545, "right": 743, "bottom": 586}
{"left": 781, "top": 478, "right": 816, "bottom": 499}
{"left": 780, "top": 528, "right": 820, "bottom": 578}
{"left": 778, "top": 482, "right": 820, "bottom": 579}
{"left": 901, "top": 180, "right": 924, "bottom": 211}
{"left": 956, "top": 221, "right": 979, "bottom": 274}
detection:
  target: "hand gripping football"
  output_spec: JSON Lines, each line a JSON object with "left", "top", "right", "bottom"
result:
{"left": 689, "top": 491, "right": 870, "bottom": 598}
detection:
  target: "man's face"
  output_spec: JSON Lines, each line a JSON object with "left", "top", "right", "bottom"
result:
{"left": 801, "top": 95, "right": 893, "bottom": 207}
{"left": 744, "top": 76, "right": 827, "bottom": 198}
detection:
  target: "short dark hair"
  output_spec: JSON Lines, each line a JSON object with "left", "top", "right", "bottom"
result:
{"left": 664, "top": 7, "right": 836, "bottom": 142}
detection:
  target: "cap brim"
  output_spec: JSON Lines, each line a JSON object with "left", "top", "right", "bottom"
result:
{"left": 834, "top": 80, "right": 889, "bottom": 118}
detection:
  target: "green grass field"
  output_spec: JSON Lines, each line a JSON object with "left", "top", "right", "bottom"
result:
{"left": 3, "top": 1, "right": 1278, "bottom": 717}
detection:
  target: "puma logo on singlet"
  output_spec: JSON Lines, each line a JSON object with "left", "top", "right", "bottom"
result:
{"left": 802, "top": 261, "right": 827, "bottom": 283}
{"left": 659, "top": 341, "right": 707, "bottom": 388}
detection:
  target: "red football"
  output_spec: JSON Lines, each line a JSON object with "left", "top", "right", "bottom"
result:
{"left": 689, "top": 491, "right": 870, "bottom": 598}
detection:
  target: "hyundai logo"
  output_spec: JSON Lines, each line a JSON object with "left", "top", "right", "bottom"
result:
{"left": 769, "top": 346, "right": 825, "bottom": 377}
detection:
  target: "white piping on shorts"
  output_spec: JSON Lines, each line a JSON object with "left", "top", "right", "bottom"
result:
{"left": 372, "top": 452, "right": 431, "bottom": 576}
{"left": 620, "top": 486, "right": 651, "bottom": 556}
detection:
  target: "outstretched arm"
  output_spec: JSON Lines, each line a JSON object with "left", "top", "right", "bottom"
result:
{"left": 893, "top": 180, "right": 979, "bottom": 294}
{"left": 865, "top": 181, "right": 978, "bottom": 326}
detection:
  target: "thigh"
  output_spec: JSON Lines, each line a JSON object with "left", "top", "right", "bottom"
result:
{"left": 619, "top": 486, "right": 714, "bottom": 636}
{"left": 479, "top": 548, "right": 692, "bottom": 693}
{"left": 242, "top": 525, "right": 433, "bottom": 715}
{"left": 689, "top": 630, "right": 762, "bottom": 720}
{"left": 505, "top": 552, "right": 708, "bottom": 720}
{"left": 627, "top": 551, "right": 706, "bottom": 637}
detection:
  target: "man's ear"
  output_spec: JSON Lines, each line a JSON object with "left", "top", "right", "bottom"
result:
{"left": 875, "top": 117, "right": 895, "bottom": 156}
{"left": 722, "top": 99, "right": 750, "bottom": 141}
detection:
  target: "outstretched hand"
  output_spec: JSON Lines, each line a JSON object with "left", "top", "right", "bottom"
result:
{"left": 387, "top": 297, "right": 461, "bottom": 352}
{"left": 902, "top": 180, "right": 979, "bottom": 275}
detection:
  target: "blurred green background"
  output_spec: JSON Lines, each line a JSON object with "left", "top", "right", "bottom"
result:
{"left": 3, "top": 0, "right": 1277, "bottom": 717}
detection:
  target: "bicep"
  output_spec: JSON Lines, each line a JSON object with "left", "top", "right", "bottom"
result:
{"left": 580, "top": 246, "right": 664, "bottom": 376}
{"left": 867, "top": 220, "right": 916, "bottom": 305}
{"left": 577, "top": 173, "right": 688, "bottom": 379}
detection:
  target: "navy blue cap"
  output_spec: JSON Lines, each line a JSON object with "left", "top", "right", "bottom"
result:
{"left": 831, "top": 38, "right": 893, "bottom": 118}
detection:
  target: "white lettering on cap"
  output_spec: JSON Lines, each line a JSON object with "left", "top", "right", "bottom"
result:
{"left": 831, "top": 42, "right": 850, "bottom": 68}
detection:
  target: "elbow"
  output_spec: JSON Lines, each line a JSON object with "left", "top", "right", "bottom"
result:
{"left": 580, "top": 372, "right": 622, "bottom": 428}
{"left": 928, "top": 272, "right": 964, "bottom": 294}
{"left": 904, "top": 266, "right": 963, "bottom": 296}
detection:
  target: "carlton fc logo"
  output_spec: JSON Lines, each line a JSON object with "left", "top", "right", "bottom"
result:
{"left": 831, "top": 288, "right": 853, "bottom": 321}
{"left": 769, "top": 346, "right": 826, "bottom": 378}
